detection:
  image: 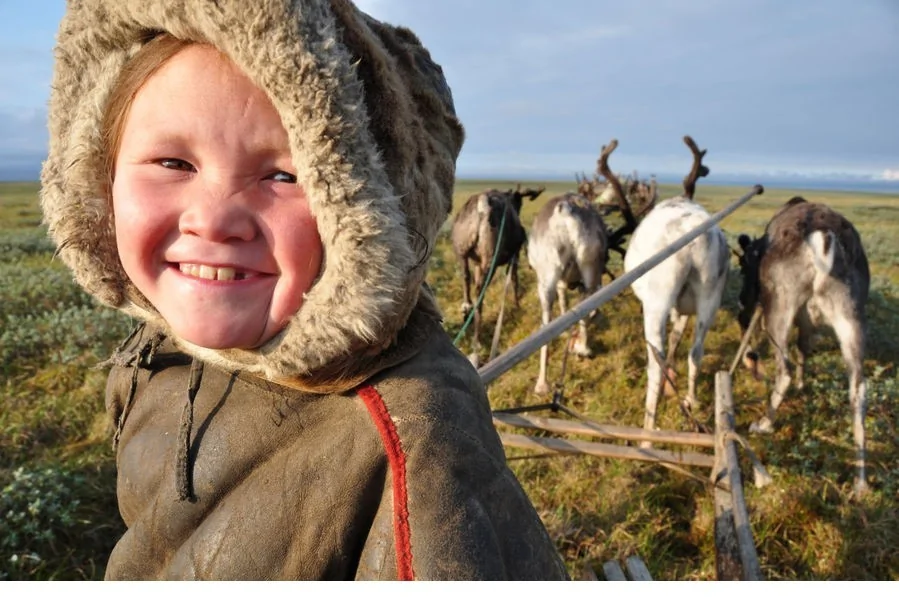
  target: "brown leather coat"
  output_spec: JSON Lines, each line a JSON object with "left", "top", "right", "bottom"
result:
{"left": 104, "top": 316, "right": 569, "bottom": 580}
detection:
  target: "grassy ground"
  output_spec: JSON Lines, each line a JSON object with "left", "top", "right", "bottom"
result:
{"left": 1, "top": 180, "right": 897, "bottom": 580}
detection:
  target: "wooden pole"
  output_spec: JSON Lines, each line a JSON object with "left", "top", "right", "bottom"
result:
{"left": 714, "top": 372, "right": 742, "bottom": 580}
{"left": 624, "top": 556, "right": 653, "bottom": 581}
{"left": 601, "top": 561, "right": 627, "bottom": 581}
{"left": 493, "top": 412, "right": 714, "bottom": 448}
{"left": 713, "top": 371, "right": 763, "bottom": 580}
{"left": 729, "top": 306, "right": 762, "bottom": 376}
{"left": 478, "top": 185, "right": 764, "bottom": 386}
{"left": 498, "top": 432, "right": 715, "bottom": 468}
{"left": 488, "top": 264, "right": 515, "bottom": 362}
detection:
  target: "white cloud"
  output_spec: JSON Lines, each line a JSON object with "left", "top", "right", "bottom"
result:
{"left": 879, "top": 169, "right": 899, "bottom": 181}
{"left": 518, "top": 24, "right": 631, "bottom": 53}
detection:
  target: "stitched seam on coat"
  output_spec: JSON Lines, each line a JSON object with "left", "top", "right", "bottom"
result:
{"left": 357, "top": 384, "right": 414, "bottom": 580}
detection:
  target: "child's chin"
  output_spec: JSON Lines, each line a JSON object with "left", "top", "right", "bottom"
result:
{"left": 176, "top": 325, "right": 269, "bottom": 351}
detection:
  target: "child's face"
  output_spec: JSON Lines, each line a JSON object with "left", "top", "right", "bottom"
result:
{"left": 112, "top": 45, "right": 322, "bottom": 349}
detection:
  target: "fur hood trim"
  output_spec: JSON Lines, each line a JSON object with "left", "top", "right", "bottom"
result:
{"left": 41, "top": 0, "right": 464, "bottom": 389}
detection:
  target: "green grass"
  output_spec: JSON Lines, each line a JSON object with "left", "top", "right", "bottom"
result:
{"left": 2, "top": 180, "right": 897, "bottom": 579}
{"left": 0, "top": 183, "right": 131, "bottom": 580}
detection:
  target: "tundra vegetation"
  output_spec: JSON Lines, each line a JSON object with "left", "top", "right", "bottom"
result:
{"left": 2, "top": 180, "right": 898, "bottom": 580}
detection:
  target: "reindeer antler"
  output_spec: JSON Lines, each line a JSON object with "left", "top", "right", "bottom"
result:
{"left": 517, "top": 185, "right": 546, "bottom": 202}
{"left": 682, "top": 135, "right": 709, "bottom": 200}
{"left": 523, "top": 185, "right": 545, "bottom": 200}
{"left": 576, "top": 171, "right": 595, "bottom": 199}
{"left": 596, "top": 139, "right": 640, "bottom": 257}
{"left": 597, "top": 140, "right": 635, "bottom": 228}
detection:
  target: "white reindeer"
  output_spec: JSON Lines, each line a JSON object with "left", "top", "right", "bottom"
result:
{"left": 623, "top": 136, "right": 729, "bottom": 441}
{"left": 528, "top": 140, "right": 641, "bottom": 394}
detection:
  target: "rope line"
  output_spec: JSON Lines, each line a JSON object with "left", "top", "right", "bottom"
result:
{"left": 453, "top": 207, "right": 508, "bottom": 346}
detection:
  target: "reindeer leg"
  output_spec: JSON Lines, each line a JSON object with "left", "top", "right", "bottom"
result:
{"left": 572, "top": 266, "right": 601, "bottom": 358}
{"left": 795, "top": 307, "right": 815, "bottom": 391}
{"left": 510, "top": 255, "right": 521, "bottom": 308}
{"left": 667, "top": 312, "right": 689, "bottom": 365}
{"left": 663, "top": 312, "right": 688, "bottom": 402}
{"left": 685, "top": 311, "right": 712, "bottom": 414}
{"left": 685, "top": 278, "right": 724, "bottom": 413}
{"left": 555, "top": 281, "right": 568, "bottom": 318}
{"left": 831, "top": 306, "right": 868, "bottom": 496}
{"left": 751, "top": 301, "right": 799, "bottom": 434}
{"left": 641, "top": 307, "right": 669, "bottom": 448}
{"left": 469, "top": 267, "right": 485, "bottom": 367}
{"left": 460, "top": 258, "right": 473, "bottom": 316}
{"left": 534, "top": 280, "right": 557, "bottom": 395}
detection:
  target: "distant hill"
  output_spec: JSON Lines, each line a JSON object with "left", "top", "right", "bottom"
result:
{"left": 4, "top": 161, "right": 898, "bottom": 195}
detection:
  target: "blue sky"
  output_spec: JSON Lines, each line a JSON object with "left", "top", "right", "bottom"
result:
{"left": 1, "top": 0, "right": 898, "bottom": 185}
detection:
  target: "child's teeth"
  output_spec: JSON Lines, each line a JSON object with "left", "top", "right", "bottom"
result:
{"left": 179, "top": 264, "right": 239, "bottom": 281}
{"left": 217, "top": 267, "right": 236, "bottom": 281}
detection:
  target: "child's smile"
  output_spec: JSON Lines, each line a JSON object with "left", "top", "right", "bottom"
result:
{"left": 177, "top": 263, "right": 251, "bottom": 282}
{"left": 111, "top": 44, "right": 323, "bottom": 350}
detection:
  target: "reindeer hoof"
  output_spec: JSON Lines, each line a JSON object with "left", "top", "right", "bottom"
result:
{"left": 573, "top": 345, "right": 593, "bottom": 358}
{"left": 749, "top": 418, "right": 773, "bottom": 434}
{"left": 468, "top": 352, "right": 481, "bottom": 369}
{"left": 743, "top": 352, "right": 766, "bottom": 381}
{"left": 680, "top": 396, "right": 695, "bottom": 412}
{"left": 534, "top": 380, "right": 550, "bottom": 395}
{"left": 853, "top": 478, "right": 870, "bottom": 499}
{"left": 663, "top": 368, "right": 679, "bottom": 397}
{"left": 460, "top": 301, "right": 472, "bottom": 316}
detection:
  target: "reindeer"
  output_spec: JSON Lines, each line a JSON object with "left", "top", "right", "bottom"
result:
{"left": 623, "top": 136, "right": 729, "bottom": 442}
{"left": 735, "top": 197, "right": 870, "bottom": 495}
{"left": 624, "top": 172, "right": 659, "bottom": 216}
{"left": 451, "top": 184, "right": 546, "bottom": 364}
{"left": 577, "top": 170, "right": 658, "bottom": 217}
{"left": 528, "top": 140, "right": 642, "bottom": 395}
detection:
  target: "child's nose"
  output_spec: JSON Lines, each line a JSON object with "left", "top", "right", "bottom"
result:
{"left": 179, "top": 185, "right": 257, "bottom": 242}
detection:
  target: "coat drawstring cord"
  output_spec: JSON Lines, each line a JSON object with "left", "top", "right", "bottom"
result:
{"left": 111, "top": 323, "right": 165, "bottom": 451}
{"left": 176, "top": 358, "right": 204, "bottom": 502}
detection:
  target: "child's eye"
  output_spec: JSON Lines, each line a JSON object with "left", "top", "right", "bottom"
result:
{"left": 266, "top": 171, "right": 297, "bottom": 184}
{"left": 158, "top": 158, "right": 195, "bottom": 172}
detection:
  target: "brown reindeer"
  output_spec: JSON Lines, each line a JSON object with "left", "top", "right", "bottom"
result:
{"left": 451, "top": 184, "right": 545, "bottom": 365}
{"left": 577, "top": 170, "right": 658, "bottom": 218}
{"left": 735, "top": 197, "right": 870, "bottom": 495}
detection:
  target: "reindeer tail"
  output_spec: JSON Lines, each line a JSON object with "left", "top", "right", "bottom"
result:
{"left": 807, "top": 230, "right": 836, "bottom": 275}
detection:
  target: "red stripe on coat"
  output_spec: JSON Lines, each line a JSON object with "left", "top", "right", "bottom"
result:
{"left": 356, "top": 384, "right": 414, "bottom": 580}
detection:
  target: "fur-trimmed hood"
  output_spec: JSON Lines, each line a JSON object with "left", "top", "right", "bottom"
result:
{"left": 41, "top": 0, "right": 464, "bottom": 391}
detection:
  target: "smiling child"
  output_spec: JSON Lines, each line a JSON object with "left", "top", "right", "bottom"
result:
{"left": 40, "top": 0, "right": 569, "bottom": 581}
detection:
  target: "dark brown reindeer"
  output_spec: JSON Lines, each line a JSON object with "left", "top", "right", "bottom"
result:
{"left": 451, "top": 184, "right": 546, "bottom": 365}
{"left": 527, "top": 140, "right": 643, "bottom": 394}
{"left": 735, "top": 197, "right": 870, "bottom": 495}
